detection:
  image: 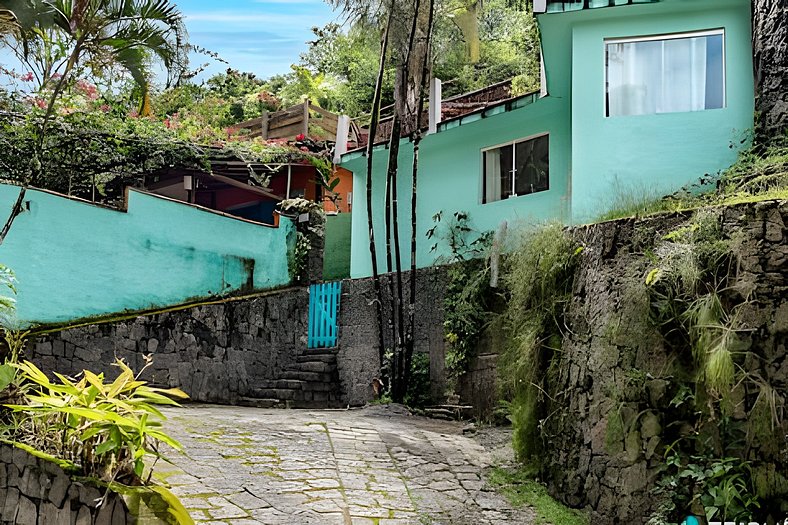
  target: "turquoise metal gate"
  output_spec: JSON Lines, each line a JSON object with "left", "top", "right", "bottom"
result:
{"left": 308, "top": 281, "right": 342, "bottom": 348}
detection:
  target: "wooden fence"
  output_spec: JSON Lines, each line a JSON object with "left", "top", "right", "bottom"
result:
{"left": 233, "top": 100, "right": 341, "bottom": 140}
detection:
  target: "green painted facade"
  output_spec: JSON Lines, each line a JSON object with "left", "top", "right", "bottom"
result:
{"left": 323, "top": 213, "right": 353, "bottom": 280}
{"left": 341, "top": 0, "right": 754, "bottom": 278}
{"left": 0, "top": 184, "right": 295, "bottom": 327}
{"left": 542, "top": 0, "right": 754, "bottom": 222}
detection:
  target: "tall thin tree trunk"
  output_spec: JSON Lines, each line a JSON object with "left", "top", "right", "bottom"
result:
{"left": 404, "top": 0, "right": 436, "bottom": 400}
{"left": 386, "top": 111, "right": 400, "bottom": 384}
{"left": 366, "top": 7, "right": 395, "bottom": 370}
{"left": 388, "top": 0, "right": 434, "bottom": 402}
{"left": 384, "top": 114, "right": 405, "bottom": 401}
{"left": 752, "top": 0, "right": 787, "bottom": 142}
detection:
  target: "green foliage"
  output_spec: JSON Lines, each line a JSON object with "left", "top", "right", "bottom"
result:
{"left": 426, "top": 210, "right": 492, "bottom": 264}
{"left": 404, "top": 352, "right": 431, "bottom": 408}
{"left": 443, "top": 259, "right": 495, "bottom": 377}
{"left": 0, "top": 264, "right": 16, "bottom": 328}
{"left": 645, "top": 210, "right": 742, "bottom": 411}
{"left": 280, "top": 198, "right": 325, "bottom": 281}
{"left": 433, "top": 0, "right": 541, "bottom": 98}
{"left": 642, "top": 209, "right": 783, "bottom": 523}
{"left": 489, "top": 466, "right": 588, "bottom": 525}
{"left": 499, "top": 223, "right": 582, "bottom": 461}
{"left": 5, "top": 359, "right": 188, "bottom": 484}
{"left": 650, "top": 449, "right": 761, "bottom": 524}
{"left": 0, "top": 111, "right": 209, "bottom": 202}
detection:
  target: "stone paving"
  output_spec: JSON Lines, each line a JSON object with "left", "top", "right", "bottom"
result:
{"left": 156, "top": 404, "right": 536, "bottom": 525}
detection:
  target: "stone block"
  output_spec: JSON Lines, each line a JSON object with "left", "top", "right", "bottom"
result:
{"left": 15, "top": 495, "right": 37, "bottom": 525}
{"left": 79, "top": 485, "right": 102, "bottom": 507}
{"left": 40, "top": 502, "right": 70, "bottom": 525}
{"left": 1, "top": 487, "right": 19, "bottom": 522}
{"left": 74, "top": 506, "right": 92, "bottom": 525}
{"left": 48, "top": 474, "right": 70, "bottom": 507}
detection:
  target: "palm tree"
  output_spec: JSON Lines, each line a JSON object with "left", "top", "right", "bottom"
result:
{"left": 0, "top": 0, "right": 189, "bottom": 245}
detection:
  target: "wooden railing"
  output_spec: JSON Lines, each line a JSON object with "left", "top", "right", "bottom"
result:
{"left": 233, "top": 100, "right": 341, "bottom": 140}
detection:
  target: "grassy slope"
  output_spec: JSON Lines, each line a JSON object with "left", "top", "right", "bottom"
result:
{"left": 595, "top": 139, "right": 788, "bottom": 223}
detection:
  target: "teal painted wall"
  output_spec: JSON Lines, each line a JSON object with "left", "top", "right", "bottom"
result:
{"left": 345, "top": 95, "right": 570, "bottom": 278}
{"left": 0, "top": 185, "right": 295, "bottom": 327}
{"left": 323, "top": 213, "right": 352, "bottom": 280}
{"left": 562, "top": 0, "right": 754, "bottom": 223}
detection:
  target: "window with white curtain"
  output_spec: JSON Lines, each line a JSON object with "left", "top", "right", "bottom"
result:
{"left": 606, "top": 30, "right": 725, "bottom": 117}
{"left": 482, "top": 134, "right": 549, "bottom": 204}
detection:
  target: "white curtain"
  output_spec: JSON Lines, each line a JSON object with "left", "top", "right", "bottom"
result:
{"left": 662, "top": 37, "right": 707, "bottom": 113}
{"left": 607, "top": 35, "right": 711, "bottom": 117}
{"left": 484, "top": 150, "right": 502, "bottom": 203}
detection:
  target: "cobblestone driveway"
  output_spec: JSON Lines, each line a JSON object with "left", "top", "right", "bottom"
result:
{"left": 157, "top": 404, "right": 535, "bottom": 525}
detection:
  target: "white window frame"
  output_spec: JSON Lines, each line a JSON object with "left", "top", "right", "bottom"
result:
{"left": 480, "top": 132, "right": 550, "bottom": 204}
{"left": 604, "top": 28, "right": 727, "bottom": 118}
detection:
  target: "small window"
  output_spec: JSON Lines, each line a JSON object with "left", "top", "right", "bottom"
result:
{"left": 606, "top": 30, "right": 725, "bottom": 117}
{"left": 482, "top": 134, "right": 549, "bottom": 204}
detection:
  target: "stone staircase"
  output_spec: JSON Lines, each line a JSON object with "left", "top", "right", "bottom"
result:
{"left": 242, "top": 348, "right": 343, "bottom": 408}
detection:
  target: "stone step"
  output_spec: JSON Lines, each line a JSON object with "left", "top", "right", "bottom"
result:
{"left": 296, "top": 361, "right": 336, "bottom": 374}
{"left": 251, "top": 387, "right": 340, "bottom": 403}
{"left": 263, "top": 379, "right": 303, "bottom": 390}
{"left": 258, "top": 378, "right": 336, "bottom": 392}
{"left": 236, "top": 397, "right": 285, "bottom": 409}
{"left": 253, "top": 388, "right": 297, "bottom": 400}
{"left": 286, "top": 399, "right": 345, "bottom": 409}
{"left": 296, "top": 354, "right": 338, "bottom": 364}
{"left": 280, "top": 370, "right": 334, "bottom": 382}
{"left": 300, "top": 347, "right": 338, "bottom": 356}
{"left": 300, "top": 381, "right": 336, "bottom": 393}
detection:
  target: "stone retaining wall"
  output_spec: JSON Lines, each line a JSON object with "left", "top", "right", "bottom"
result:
{"left": 30, "top": 287, "right": 309, "bottom": 404}
{"left": 0, "top": 444, "right": 133, "bottom": 525}
{"left": 337, "top": 268, "right": 449, "bottom": 406}
{"left": 540, "top": 201, "right": 788, "bottom": 523}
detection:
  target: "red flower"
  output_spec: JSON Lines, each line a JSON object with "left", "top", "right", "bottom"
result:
{"left": 295, "top": 133, "right": 305, "bottom": 141}
{"left": 20, "top": 72, "right": 33, "bottom": 82}
{"left": 33, "top": 98, "right": 47, "bottom": 109}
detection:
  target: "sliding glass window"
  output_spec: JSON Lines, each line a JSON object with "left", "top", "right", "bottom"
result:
{"left": 606, "top": 30, "right": 725, "bottom": 117}
{"left": 482, "top": 134, "right": 549, "bottom": 204}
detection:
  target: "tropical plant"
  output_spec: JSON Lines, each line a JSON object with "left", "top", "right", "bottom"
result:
{"left": 0, "top": 0, "right": 188, "bottom": 96}
{"left": 5, "top": 359, "right": 188, "bottom": 484}
{"left": 0, "top": 0, "right": 190, "bottom": 245}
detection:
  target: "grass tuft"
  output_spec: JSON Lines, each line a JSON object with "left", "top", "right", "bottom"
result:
{"left": 489, "top": 466, "right": 588, "bottom": 525}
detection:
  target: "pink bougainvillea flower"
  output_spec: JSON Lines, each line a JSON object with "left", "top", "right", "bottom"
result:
{"left": 295, "top": 133, "right": 305, "bottom": 141}
{"left": 300, "top": 146, "right": 309, "bottom": 152}
{"left": 34, "top": 98, "right": 47, "bottom": 109}
{"left": 20, "top": 72, "right": 34, "bottom": 82}
{"left": 100, "top": 104, "right": 110, "bottom": 112}
{"left": 128, "top": 110, "right": 139, "bottom": 118}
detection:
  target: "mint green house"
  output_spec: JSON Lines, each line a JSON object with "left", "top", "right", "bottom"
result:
{"left": 339, "top": 0, "right": 754, "bottom": 278}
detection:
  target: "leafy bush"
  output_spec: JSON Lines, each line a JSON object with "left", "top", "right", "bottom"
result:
{"left": 5, "top": 359, "right": 188, "bottom": 484}
{"left": 404, "top": 352, "right": 432, "bottom": 409}
{"left": 443, "top": 259, "right": 495, "bottom": 378}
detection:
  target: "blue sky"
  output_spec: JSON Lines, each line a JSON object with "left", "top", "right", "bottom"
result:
{"left": 184, "top": 0, "right": 342, "bottom": 80}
